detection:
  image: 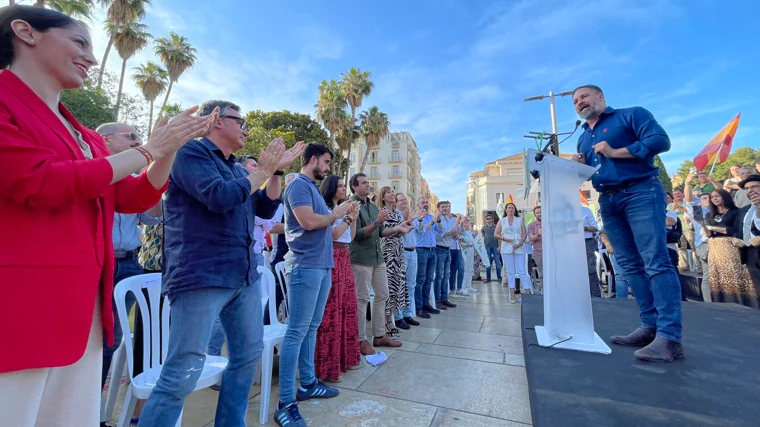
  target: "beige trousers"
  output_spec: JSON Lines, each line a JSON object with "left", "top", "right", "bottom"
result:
{"left": 0, "top": 295, "right": 102, "bottom": 427}
{"left": 353, "top": 263, "right": 390, "bottom": 341}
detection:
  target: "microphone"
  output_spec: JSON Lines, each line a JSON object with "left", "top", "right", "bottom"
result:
{"left": 531, "top": 120, "right": 582, "bottom": 179}
{"left": 539, "top": 120, "right": 581, "bottom": 155}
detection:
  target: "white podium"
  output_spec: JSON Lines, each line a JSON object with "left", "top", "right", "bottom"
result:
{"left": 527, "top": 149, "right": 611, "bottom": 354}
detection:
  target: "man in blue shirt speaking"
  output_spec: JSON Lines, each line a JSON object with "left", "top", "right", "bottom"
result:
{"left": 572, "top": 85, "right": 683, "bottom": 363}
{"left": 139, "top": 100, "right": 304, "bottom": 426}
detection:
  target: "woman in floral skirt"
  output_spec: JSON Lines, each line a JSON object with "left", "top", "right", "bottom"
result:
{"left": 316, "top": 175, "right": 361, "bottom": 382}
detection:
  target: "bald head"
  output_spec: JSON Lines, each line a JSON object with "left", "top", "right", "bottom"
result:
{"left": 96, "top": 123, "right": 142, "bottom": 154}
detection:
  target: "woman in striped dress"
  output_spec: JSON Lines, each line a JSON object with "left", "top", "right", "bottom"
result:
{"left": 378, "top": 186, "right": 411, "bottom": 335}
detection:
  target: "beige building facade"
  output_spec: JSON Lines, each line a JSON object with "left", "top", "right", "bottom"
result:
{"left": 348, "top": 131, "right": 426, "bottom": 203}
{"left": 466, "top": 152, "right": 599, "bottom": 229}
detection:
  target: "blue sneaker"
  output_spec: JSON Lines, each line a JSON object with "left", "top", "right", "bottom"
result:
{"left": 274, "top": 402, "right": 306, "bottom": 427}
{"left": 296, "top": 380, "right": 339, "bottom": 401}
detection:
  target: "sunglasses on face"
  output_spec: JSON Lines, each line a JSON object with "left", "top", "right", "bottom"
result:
{"left": 220, "top": 114, "right": 248, "bottom": 130}
{"left": 107, "top": 132, "right": 141, "bottom": 142}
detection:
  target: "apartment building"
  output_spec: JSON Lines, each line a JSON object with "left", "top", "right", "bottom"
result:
{"left": 348, "top": 131, "right": 425, "bottom": 203}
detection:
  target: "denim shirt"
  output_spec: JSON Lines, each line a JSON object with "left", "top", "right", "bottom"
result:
{"left": 162, "top": 138, "right": 280, "bottom": 297}
{"left": 577, "top": 106, "right": 670, "bottom": 191}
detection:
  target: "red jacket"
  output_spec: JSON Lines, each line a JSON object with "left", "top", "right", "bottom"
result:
{"left": 0, "top": 70, "right": 166, "bottom": 373}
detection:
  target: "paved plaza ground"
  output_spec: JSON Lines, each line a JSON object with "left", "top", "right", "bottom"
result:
{"left": 104, "top": 279, "right": 532, "bottom": 427}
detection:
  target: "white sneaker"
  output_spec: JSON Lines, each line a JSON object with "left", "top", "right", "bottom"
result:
{"left": 468, "top": 287, "right": 478, "bottom": 293}
{"left": 461, "top": 289, "right": 469, "bottom": 296}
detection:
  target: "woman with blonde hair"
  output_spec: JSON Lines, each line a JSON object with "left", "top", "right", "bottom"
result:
{"left": 377, "top": 186, "right": 411, "bottom": 333}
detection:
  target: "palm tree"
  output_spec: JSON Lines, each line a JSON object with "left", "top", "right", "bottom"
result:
{"left": 97, "top": 0, "right": 150, "bottom": 89}
{"left": 155, "top": 32, "right": 197, "bottom": 114}
{"left": 133, "top": 62, "right": 168, "bottom": 135}
{"left": 340, "top": 67, "right": 374, "bottom": 180}
{"left": 314, "top": 79, "right": 347, "bottom": 151}
{"left": 35, "top": 0, "right": 94, "bottom": 26}
{"left": 358, "top": 106, "right": 390, "bottom": 173}
{"left": 113, "top": 20, "right": 151, "bottom": 119}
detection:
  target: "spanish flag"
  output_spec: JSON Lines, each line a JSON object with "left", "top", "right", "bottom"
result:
{"left": 579, "top": 189, "right": 589, "bottom": 205}
{"left": 693, "top": 113, "right": 740, "bottom": 172}
{"left": 507, "top": 194, "right": 514, "bottom": 204}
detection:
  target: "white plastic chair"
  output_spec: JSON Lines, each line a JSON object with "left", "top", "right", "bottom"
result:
{"left": 101, "top": 334, "right": 130, "bottom": 423}
{"left": 598, "top": 249, "right": 614, "bottom": 298}
{"left": 273, "top": 261, "right": 290, "bottom": 321}
{"left": 113, "top": 274, "right": 228, "bottom": 427}
{"left": 256, "top": 266, "right": 288, "bottom": 425}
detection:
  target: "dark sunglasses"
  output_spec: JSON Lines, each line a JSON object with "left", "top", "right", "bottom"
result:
{"left": 220, "top": 114, "right": 248, "bottom": 130}
{"left": 107, "top": 132, "right": 141, "bottom": 141}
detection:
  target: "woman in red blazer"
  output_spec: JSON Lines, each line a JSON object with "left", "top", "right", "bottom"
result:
{"left": 0, "top": 6, "right": 217, "bottom": 426}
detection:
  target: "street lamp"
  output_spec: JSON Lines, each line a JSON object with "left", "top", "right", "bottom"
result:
{"left": 524, "top": 91, "right": 573, "bottom": 154}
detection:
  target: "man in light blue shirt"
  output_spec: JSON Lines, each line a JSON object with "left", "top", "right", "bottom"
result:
{"left": 96, "top": 123, "right": 163, "bottom": 392}
{"left": 434, "top": 201, "right": 458, "bottom": 309}
{"left": 415, "top": 197, "right": 443, "bottom": 317}
{"left": 394, "top": 193, "right": 422, "bottom": 328}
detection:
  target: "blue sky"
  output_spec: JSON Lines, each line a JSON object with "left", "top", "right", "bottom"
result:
{"left": 7, "top": 0, "right": 759, "bottom": 212}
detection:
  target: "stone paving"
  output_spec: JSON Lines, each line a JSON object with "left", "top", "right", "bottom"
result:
{"left": 104, "top": 279, "right": 532, "bottom": 426}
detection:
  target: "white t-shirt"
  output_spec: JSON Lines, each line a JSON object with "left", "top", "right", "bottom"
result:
{"left": 499, "top": 215, "right": 525, "bottom": 255}
{"left": 331, "top": 210, "right": 352, "bottom": 243}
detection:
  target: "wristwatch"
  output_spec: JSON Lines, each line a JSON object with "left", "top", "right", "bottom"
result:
{"left": 373, "top": 221, "right": 380, "bottom": 227}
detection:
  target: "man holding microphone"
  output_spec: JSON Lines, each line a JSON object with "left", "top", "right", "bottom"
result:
{"left": 571, "top": 85, "right": 683, "bottom": 363}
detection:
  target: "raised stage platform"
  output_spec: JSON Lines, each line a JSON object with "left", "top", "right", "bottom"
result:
{"left": 521, "top": 295, "right": 760, "bottom": 427}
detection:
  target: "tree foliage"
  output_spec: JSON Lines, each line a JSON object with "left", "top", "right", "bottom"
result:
{"left": 654, "top": 155, "right": 672, "bottom": 192}
{"left": 61, "top": 67, "right": 150, "bottom": 136}
{"left": 242, "top": 110, "right": 346, "bottom": 177}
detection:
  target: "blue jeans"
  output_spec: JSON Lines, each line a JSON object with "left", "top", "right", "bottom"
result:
{"left": 611, "top": 254, "right": 630, "bottom": 299}
{"left": 449, "top": 249, "right": 464, "bottom": 291}
{"left": 278, "top": 266, "right": 332, "bottom": 405}
{"left": 396, "top": 250, "right": 417, "bottom": 320}
{"left": 434, "top": 247, "right": 451, "bottom": 302}
{"left": 415, "top": 248, "right": 437, "bottom": 310}
{"left": 138, "top": 285, "right": 264, "bottom": 427}
{"left": 485, "top": 247, "right": 502, "bottom": 281}
{"left": 102, "top": 255, "right": 142, "bottom": 387}
{"left": 207, "top": 253, "right": 265, "bottom": 355}
{"left": 599, "top": 176, "right": 682, "bottom": 343}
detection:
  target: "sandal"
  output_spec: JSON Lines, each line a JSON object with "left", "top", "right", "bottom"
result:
{"left": 385, "top": 321, "right": 400, "bottom": 339}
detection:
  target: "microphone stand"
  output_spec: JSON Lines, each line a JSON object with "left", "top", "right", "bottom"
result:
{"left": 531, "top": 120, "right": 582, "bottom": 179}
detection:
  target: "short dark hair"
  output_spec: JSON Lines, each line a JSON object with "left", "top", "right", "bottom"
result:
{"left": 1, "top": 5, "right": 78, "bottom": 69}
{"left": 198, "top": 100, "right": 240, "bottom": 117}
{"left": 437, "top": 200, "right": 450, "bottom": 209}
{"left": 349, "top": 173, "right": 367, "bottom": 192}
{"left": 572, "top": 84, "right": 604, "bottom": 97}
{"left": 303, "top": 143, "right": 333, "bottom": 165}
{"left": 239, "top": 154, "right": 257, "bottom": 164}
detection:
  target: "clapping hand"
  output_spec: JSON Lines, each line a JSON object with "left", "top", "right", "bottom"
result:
{"left": 278, "top": 141, "right": 306, "bottom": 170}
{"left": 257, "top": 137, "right": 286, "bottom": 176}
{"left": 397, "top": 222, "right": 413, "bottom": 234}
{"left": 334, "top": 199, "right": 355, "bottom": 217}
{"left": 377, "top": 208, "right": 390, "bottom": 224}
{"left": 145, "top": 105, "right": 219, "bottom": 160}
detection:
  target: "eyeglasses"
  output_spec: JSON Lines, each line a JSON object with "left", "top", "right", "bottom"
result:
{"left": 220, "top": 114, "right": 247, "bottom": 130}
{"left": 106, "top": 132, "right": 141, "bottom": 142}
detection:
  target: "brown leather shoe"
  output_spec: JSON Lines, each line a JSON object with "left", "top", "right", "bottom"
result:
{"left": 360, "top": 340, "right": 376, "bottom": 355}
{"left": 373, "top": 336, "right": 402, "bottom": 348}
{"left": 442, "top": 300, "right": 457, "bottom": 308}
{"left": 610, "top": 327, "right": 656, "bottom": 347}
{"left": 435, "top": 302, "right": 448, "bottom": 310}
{"left": 634, "top": 337, "right": 684, "bottom": 362}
